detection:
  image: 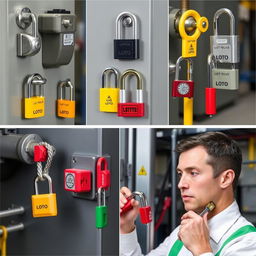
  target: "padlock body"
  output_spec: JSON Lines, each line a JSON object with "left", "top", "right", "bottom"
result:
{"left": 205, "top": 88, "right": 216, "bottom": 115}
{"left": 97, "top": 170, "right": 111, "bottom": 190}
{"left": 212, "top": 68, "right": 239, "bottom": 90}
{"left": 24, "top": 96, "right": 45, "bottom": 119}
{"left": 172, "top": 80, "right": 194, "bottom": 97}
{"left": 57, "top": 99, "right": 75, "bottom": 118}
{"left": 210, "top": 35, "right": 239, "bottom": 63}
{"left": 139, "top": 206, "right": 152, "bottom": 224}
{"left": 118, "top": 103, "right": 144, "bottom": 117}
{"left": 182, "top": 39, "right": 197, "bottom": 58}
{"left": 31, "top": 193, "right": 57, "bottom": 217}
{"left": 120, "top": 199, "right": 133, "bottom": 215}
{"left": 99, "top": 88, "right": 120, "bottom": 112}
{"left": 114, "top": 39, "right": 140, "bottom": 59}
{"left": 64, "top": 169, "right": 91, "bottom": 192}
{"left": 17, "top": 33, "right": 41, "bottom": 57}
{"left": 96, "top": 206, "right": 107, "bottom": 228}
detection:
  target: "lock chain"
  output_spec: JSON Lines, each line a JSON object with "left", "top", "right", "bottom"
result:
{"left": 36, "top": 142, "right": 55, "bottom": 181}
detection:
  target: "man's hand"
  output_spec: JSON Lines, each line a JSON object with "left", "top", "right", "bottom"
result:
{"left": 178, "top": 211, "right": 212, "bottom": 256}
{"left": 120, "top": 187, "right": 140, "bottom": 234}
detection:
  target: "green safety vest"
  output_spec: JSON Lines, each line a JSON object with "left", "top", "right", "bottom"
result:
{"left": 168, "top": 225, "right": 256, "bottom": 256}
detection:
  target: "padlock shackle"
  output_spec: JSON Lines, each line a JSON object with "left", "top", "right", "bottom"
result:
{"left": 116, "top": 12, "right": 138, "bottom": 40}
{"left": 175, "top": 57, "right": 193, "bottom": 81}
{"left": 26, "top": 73, "right": 47, "bottom": 98}
{"left": 97, "top": 157, "right": 108, "bottom": 172}
{"left": 30, "top": 12, "right": 39, "bottom": 38}
{"left": 213, "top": 8, "right": 235, "bottom": 36}
{"left": 97, "top": 187, "right": 106, "bottom": 206}
{"left": 120, "top": 69, "right": 143, "bottom": 90}
{"left": 102, "top": 67, "right": 119, "bottom": 88}
{"left": 34, "top": 173, "right": 53, "bottom": 195}
{"left": 132, "top": 191, "right": 148, "bottom": 207}
{"left": 207, "top": 54, "right": 216, "bottom": 88}
{"left": 58, "top": 79, "right": 74, "bottom": 101}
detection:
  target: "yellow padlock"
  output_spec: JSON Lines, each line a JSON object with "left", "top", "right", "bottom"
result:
{"left": 178, "top": 10, "right": 208, "bottom": 58}
{"left": 31, "top": 174, "right": 57, "bottom": 218}
{"left": 57, "top": 79, "right": 75, "bottom": 118}
{"left": 0, "top": 226, "right": 7, "bottom": 256}
{"left": 99, "top": 67, "right": 120, "bottom": 112}
{"left": 24, "top": 73, "right": 47, "bottom": 119}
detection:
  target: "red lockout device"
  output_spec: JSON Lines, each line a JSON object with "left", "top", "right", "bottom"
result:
{"left": 34, "top": 145, "right": 48, "bottom": 162}
{"left": 64, "top": 168, "right": 91, "bottom": 192}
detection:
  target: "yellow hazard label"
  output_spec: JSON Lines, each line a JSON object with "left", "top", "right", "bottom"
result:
{"left": 138, "top": 166, "right": 147, "bottom": 176}
{"left": 182, "top": 39, "right": 197, "bottom": 57}
{"left": 105, "top": 96, "right": 113, "bottom": 105}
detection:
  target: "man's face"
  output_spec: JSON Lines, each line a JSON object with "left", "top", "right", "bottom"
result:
{"left": 177, "top": 146, "right": 221, "bottom": 213}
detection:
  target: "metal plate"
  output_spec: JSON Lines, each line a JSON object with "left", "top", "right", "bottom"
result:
{"left": 71, "top": 153, "right": 110, "bottom": 200}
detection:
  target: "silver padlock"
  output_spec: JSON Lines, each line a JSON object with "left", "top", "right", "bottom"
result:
{"left": 210, "top": 8, "right": 239, "bottom": 63}
{"left": 16, "top": 7, "right": 41, "bottom": 57}
{"left": 212, "top": 67, "right": 239, "bottom": 90}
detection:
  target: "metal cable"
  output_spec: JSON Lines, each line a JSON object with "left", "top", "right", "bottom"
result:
{"left": 36, "top": 142, "right": 55, "bottom": 180}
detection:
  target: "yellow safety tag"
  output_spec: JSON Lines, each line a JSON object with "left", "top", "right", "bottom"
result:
{"left": 57, "top": 99, "right": 75, "bottom": 118}
{"left": 24, "top": 96, "right": 45, "bottom": 119}
{"left": 0, "top": 226, "right": 7, "bottom": 256}
{"left": 99, "top": 88, "right": 120, "bottom": 112}
{"left": 31, "top": 193, "right": 57, "bottom": 218}
{"left": 182, "top": 40, "right": 197, "bottom": 58}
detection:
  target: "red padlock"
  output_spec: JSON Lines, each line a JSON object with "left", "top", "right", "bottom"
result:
{"left": 34, "top": 145, "right": 48, "bottom": 162}
{"left": 120, "top": 191, "right": 152, "bottom": 224}
{"left": 97, "top": 157, "right": 111, "bottom": 190}
{"left": 118, "top": 69, "right": 144, "bottom": 117}
{"left": 172, "top": 57, "right": 194, "bottom": 98}
{"left": 64, "top": 168, "right": 91, "bottom": 192}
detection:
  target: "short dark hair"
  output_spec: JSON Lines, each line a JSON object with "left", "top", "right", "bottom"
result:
{"left": 176, "top": 132, "right": 242, "bottom": 190}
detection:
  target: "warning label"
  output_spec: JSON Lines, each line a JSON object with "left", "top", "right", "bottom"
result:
{"left": 63, "top": 34, "right": 74, "bottom": 46}
{"left": 138, "top": 166, "right": 147, "bottom": 176}
{"left": 105, "top": 96, "right": 113, "bottom": 105}
{"left": 188, "top": 42, "right": 195, "bottom": 54}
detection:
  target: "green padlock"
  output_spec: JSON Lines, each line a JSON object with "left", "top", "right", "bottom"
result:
{"left": 96, "top": 188, "right": 107, "bottom": 228}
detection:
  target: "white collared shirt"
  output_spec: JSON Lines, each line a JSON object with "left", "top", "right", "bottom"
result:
{"left": 120, "top": 201, "right": 256, "bottom": 256}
